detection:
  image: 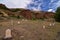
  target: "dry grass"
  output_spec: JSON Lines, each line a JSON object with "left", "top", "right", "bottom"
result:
{"left": 0, "top": 19, "right": 60, "bottom": 40}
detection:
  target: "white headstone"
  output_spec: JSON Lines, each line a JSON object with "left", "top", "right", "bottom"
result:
{"left": 52, "top": 23, "right": 55, "bottom": 26}
{"left": 18, "top": 21, "right": 20, "bottom": 24}
{"left": 4, "top": 29, "right": 12, "bottom": 38}
{"left": 20, "top": 36, "right": 24, "bottom": 38}
{"left": 43, "top": 25, "right": 45, "bottom": 29}
{"left": 49, "top": 23, "right": 52, "bottom": 26}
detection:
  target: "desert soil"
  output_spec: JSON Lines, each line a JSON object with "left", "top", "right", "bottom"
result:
{"left": 0, "top": 19, "right": 60, "bottom": 40}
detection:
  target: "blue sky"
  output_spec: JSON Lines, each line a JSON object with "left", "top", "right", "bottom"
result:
{"left": 0, "top": 0, "right": 60, "bottom": 12}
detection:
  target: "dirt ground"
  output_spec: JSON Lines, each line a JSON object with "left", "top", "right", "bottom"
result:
{"left": 0, "top": 19, "right": 60, "bottom": 40}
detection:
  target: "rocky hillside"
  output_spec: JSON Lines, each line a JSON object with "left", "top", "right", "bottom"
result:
{"left": 0, "top": 4, "right": 55, "bottom": 20}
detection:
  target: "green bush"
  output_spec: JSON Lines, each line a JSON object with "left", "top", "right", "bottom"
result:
{"left": 10, "top": 15, "right": 25, "bottom": 19}
{"left": 11, "top": 9, "right": 20, "bottom": 12}
{"left": 54, "top": 7, "right": 60, "bottom": 22}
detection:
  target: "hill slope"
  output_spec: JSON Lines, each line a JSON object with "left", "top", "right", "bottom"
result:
{"left": 0, "top": 4, "right": 55, "bottom": 20}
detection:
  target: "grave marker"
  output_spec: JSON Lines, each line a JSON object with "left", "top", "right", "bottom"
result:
{"left": 49, "top": 23, "right": 52, "bottom": 26}
{"left": 43, "top": 25, "right": 46, "bottom": 29}
{"left": 4, "top": 29, "right": 12, "bottom": 38}
{"left": 18, "top": 21, "right": 20, "bottom": 24}
{"left": 52, "top": 23, "right": 55, "bottom": 26}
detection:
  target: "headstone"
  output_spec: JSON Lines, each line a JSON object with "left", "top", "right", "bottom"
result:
{"left": 4, "top": 29, "right": 12, "bottom": 38}
{"left": 52, "top": 23, "right": 55, "bottom": 26}
{"left": 20, "top": 36, "right": 24, "bottom": 38}
{"left": 22, "top": 19, "right": 25, "bottom": 21}
{"left": 43, "top": 25, "right": 45, "bottom": 29}
{"left": 49, "top": 23, "right": 52, "bottom": 26}
{"left": 18, "top": 21, "right": 20, "bottom": 24}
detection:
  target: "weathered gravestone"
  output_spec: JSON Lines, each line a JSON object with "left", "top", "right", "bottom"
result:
{"left": 52, "top": 22, "right": 55, "bottom": 26}
{"left": 17, "top": 21, "right": 20, "bottom": 24}
{"left": 49, "top": 23, "right": 52, "bottom": 26}
{"left": 3, "top": 29, "right": 12, "bottom": 40}
{"left": 43, "top": 25, "right": 46, "bottom": 29}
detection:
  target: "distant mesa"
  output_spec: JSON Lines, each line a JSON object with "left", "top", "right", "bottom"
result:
{"left": 0, "top": 4, "right": 55, "bottom": 20}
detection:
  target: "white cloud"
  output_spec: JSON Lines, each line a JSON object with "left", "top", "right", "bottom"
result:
{"left": 48, "top": 9, "right": 53, "bottom": 12}
{"left": 0, "top": 0, "right": 60, "bottom": 12}
{"left": 51, "top": 0, "right": 54, "bottom": 3}
{"left": 27, "top": 0, "right": 42, "bottom": 11}
{"left": 48, "top": 9, "right": 55, "bottom": 12}
{"left": 0, "top": 0, "right": 32, "bottom": 8}
{"left": 56, "top": 1, "right": 60, "bottom": 7}
{"left": 33, "top": 7, "right": 40, "bottom": 11}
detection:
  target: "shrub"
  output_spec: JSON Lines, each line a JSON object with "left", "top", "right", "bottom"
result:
{"left": 54, "top": 7, "right": 60, "bottom": 22}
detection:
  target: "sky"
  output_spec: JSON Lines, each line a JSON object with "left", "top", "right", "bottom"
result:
{"left": 0, "top": 0, "right": 60, "bottom": 12}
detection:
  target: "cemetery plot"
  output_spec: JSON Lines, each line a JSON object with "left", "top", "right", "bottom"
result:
{"left": 0, "top": 19, "right": 60, "bottom": 40}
